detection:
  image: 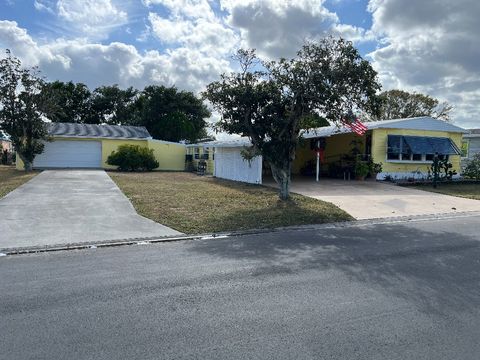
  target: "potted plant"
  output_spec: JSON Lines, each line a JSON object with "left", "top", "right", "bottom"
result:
{"left": 368, "top": 161, "right": 382, "bottom": 181}
{"left": 355, "top": 161, "right": 369, "bottom": 181}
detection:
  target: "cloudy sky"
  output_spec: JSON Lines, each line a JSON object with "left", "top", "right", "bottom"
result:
{"left": 1, "top": 0, "right": 479, "bottom": 128}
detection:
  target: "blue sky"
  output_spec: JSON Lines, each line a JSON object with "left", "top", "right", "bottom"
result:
{"left": 0, "top": 0, "right": 479, "bottom": 128}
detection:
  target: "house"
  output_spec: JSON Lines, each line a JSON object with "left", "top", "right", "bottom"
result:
{"left": 208, "top": 117, "right": 466, "bottom": 184}
{"left": 16, "top": 123, "right": 186, "bottom": 171}
{"left": 0, "top": 131, "right": 12, "bottom": 153}
{"left": 461, "top": 129, "right": 480, "bottom": 164}
{"left": 186, "top": 142, "right": 215, "bottom": 175}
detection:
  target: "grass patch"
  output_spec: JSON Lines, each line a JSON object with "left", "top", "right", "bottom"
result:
{"left": 109, "top": 171, "right": 353, "bottom": 234}
{"left": 411, "top": 183, "right": 480, "bottom": 200}
{"left": 0, "top": 165, "right": 39, "bottom": 199}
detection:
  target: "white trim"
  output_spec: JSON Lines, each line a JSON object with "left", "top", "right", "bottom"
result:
{"left": 147, "top": 139, "right": 185, "bottom": 146}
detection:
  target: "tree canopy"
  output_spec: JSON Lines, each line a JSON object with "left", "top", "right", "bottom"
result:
{"left": 374, "top": 89, "right": 452, "bottom": 121}
{"left": 43, "top": 82, "right": 210, "bottom": 142}
{"left": 204, "top": 38, "right": 382, "bottom": 200}
{"left": 0, "top": 50, "right": 50, "bottom": 171}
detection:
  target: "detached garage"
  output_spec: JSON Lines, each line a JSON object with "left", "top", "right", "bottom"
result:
{"left": 17, "top": 123, "right": 153, "bottom": 170}
{"left": 208, "top": 139, "right": 263, "bottom": 184}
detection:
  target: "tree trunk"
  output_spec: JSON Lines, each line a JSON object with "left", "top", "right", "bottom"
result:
{"left": 19, "top": 154, "right": 33, "bottom": 172}
{"left": 270, "top": 163, "right": 291, "bottom": 200}
{"left": 24, "top": 161, "right": 33, "bottom": 172}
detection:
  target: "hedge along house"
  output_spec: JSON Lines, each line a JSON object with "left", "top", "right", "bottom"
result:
{"left": 16, "top": 123, "right": 186, "bottom": 171}
{"left": 210, "top": 117, "right": 466, "bottom": 184}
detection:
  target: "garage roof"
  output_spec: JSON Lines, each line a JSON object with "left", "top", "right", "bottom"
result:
{"left": 48, "top": 123, "right": 152, "bottom": 140}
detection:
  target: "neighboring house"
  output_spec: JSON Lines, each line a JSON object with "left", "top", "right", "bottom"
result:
{"left": 207, "top": 117, "right": 466, "bottom": 184}
{"left": 16, "top": 123, "right": 186, "bottom": 171}
{"left": 0, "top": 132, "right": 12, "bottom": 153}
{"left": 186, "top": 143, "right": 215, "bottom": 175}
{"left": 461, "top": 129, "right": 480, "bottom": 166}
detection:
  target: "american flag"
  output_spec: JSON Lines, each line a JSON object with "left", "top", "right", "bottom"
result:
{"left": 341, "top": 116, "right": 368, "bottom": 136}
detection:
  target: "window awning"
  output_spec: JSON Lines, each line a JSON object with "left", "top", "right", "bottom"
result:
{"left": 388, "top": 135, "right": 461, "bottom": 155}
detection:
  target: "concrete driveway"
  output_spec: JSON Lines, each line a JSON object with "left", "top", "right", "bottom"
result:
{"left": 0, "top": 170, "right": 182, "bottom": 250}
{"left": 268, "top": 178, "right": 480, "bottom": 219}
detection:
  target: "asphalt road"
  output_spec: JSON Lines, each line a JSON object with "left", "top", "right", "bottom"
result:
{"left": 2, "top": 214, "right": 480, "bottom": 359}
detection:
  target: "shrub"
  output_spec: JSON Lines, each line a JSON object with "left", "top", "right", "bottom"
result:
{"left": 107, "top": 144, "right": 159, "bottom": 171}
{"left": 463, "top": 153, "right": 480, "bottom": 180}
{"left": 354, "top": 161, "right": 369, "bottom": 179}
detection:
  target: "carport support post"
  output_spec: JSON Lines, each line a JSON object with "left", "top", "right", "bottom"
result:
{"left": 316, "top": 140, "right": 320, "bottom": 182}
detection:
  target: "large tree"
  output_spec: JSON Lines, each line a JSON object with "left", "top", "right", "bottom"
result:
{"left": 204, "top": 38, "right": 381, "bottom": 200}
{"left": 43, "top": 81, "right": 92, "bottom": 123}
{"left": 90, "top": 85, "right": 138, "bottom": 125}
{"left": 133, "top": 85, "right": 210, "bottom": 142}
{"left": 374, "top": 89, "right": 452, "bottom": 121}
{"left": 0, "top": 50, "right": 50, "bottom": 171}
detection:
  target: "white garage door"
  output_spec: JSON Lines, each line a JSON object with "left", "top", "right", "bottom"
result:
{"left": 33, "top": 140, "right": 102, "bottom": 168}
{"left": 214, "top": 147, "right": 262, "bottom": 184}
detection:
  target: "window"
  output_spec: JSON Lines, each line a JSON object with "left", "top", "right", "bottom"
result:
{"left": 203, "top": 147, "right": 209, "bottom": 160}
{"left": 386, "top": 135, "right": 459, "bottom": 163}
{"left": 461, "top": 140, "right": 469, "bottom": 158}
{"left": 194, "top": 147, "right": 200, "bottom": 159}
{"left": 387, "top": 135, "right": 401, "bottom": 160}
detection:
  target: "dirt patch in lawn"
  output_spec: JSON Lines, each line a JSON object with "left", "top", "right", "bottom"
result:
{"left": 0, "top": 166, "right": 39, "bottom": 199}
{"left": 411, "top": 183, "right": 480, "bottom": 201}
{"left": 109, "top": 171, "right": 353, "bottom": 234}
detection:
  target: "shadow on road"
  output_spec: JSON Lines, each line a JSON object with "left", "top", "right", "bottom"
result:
{"left": 189, "top": 223, "right": 480, "bottom": 316}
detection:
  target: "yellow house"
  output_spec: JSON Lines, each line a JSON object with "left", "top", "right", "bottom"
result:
{"left": 185, "top": 143, "right": 215, "bottom": 175}
{"left": 210, "top": 117, "right": 466, "bottom": 184}
{"left": 17, "top": 123, "right": 186, "bottom": 171}
{"left": 299, "top": 117, "right": 465, "bottom": 180}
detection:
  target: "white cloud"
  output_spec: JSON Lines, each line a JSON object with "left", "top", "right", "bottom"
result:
{"left": 56, "top": 0, "right": 128, "bottom": 40}
{"left": 144, "top": 0, "right": 215, "bottom": 20}
{"left": 367, "top": 0, "right": 480, "bottom": 127}
{"left": 148, "top": 12, "right": 193, "bottom": 44}
{"left": 0, "top": 20, "right": 231, "bottom": 93}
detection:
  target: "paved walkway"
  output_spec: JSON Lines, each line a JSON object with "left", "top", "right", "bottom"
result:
{"left": 0, "top": 170, "right": 182, "bottom": 250}
{"left": 266, "top": 178, "right": 480, "bottom": 219}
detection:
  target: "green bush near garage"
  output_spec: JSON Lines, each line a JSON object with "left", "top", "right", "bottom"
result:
{"left": 107, "top": 144, "right": 159, "bottom": 171}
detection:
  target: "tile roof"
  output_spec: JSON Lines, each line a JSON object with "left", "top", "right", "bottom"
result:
{"left": 48, "top": 123, "right": 152, "bottom": 139}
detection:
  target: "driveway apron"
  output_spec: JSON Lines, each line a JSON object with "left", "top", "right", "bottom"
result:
{"left": 0, "top": 170, "right": 182, "bottom": 250}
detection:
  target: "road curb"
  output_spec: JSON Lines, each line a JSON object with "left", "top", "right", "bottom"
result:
{"left": 2, "top": 210, "right": 479, "bottom": 256}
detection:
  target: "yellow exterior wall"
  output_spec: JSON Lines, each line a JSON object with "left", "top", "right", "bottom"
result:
{"left": 186, "top": 146, "right": 215, "bottom": 174}
{"left": 293, "top": 133, "right": 365, "bottom": 174}
{"left": 17, "top": 137, "right": 187, "bottom": 171}
{"left": 371, "top": 128, "right": 463, "bottom": 174}
{"left": 147, "top": 140, "right": 186, "bottom": 171}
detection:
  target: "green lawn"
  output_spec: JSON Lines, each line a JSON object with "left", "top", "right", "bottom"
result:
{"left": 411, "top": 183, "right": 480, "bottom": 200}
{"left": 109, "top": 171, "right": 353, "bottom": 234}
{"left": 0, "top": 165, "right": 38, "bottom": 198}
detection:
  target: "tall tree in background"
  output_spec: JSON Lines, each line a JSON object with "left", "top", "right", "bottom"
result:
{"left": 134, "top": 85, "right": 210, "bottom": 142}
{"left": 43, "top": 81, "right": 92, "bottom": 123}
{"left": 0, "top": 50, "right": 50, "bottom": 171}
{"left": 90, "top": 85, "right": 138, "bottom": 125}
{"left": 205, "top": 38, "right": 381, "bottom": 200}
{"left": 375, "top": 89, "right": 452, "bottom": 121}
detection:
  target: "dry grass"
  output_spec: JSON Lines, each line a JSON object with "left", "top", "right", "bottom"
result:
{"left": 412, "top": 183, "right": 480, "bottom": 200}
{"left": 109, "top": 171, "right": 353, "bottom": 234}
{"left": 0, "top": 165, "right": 39, "bottom": 199}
